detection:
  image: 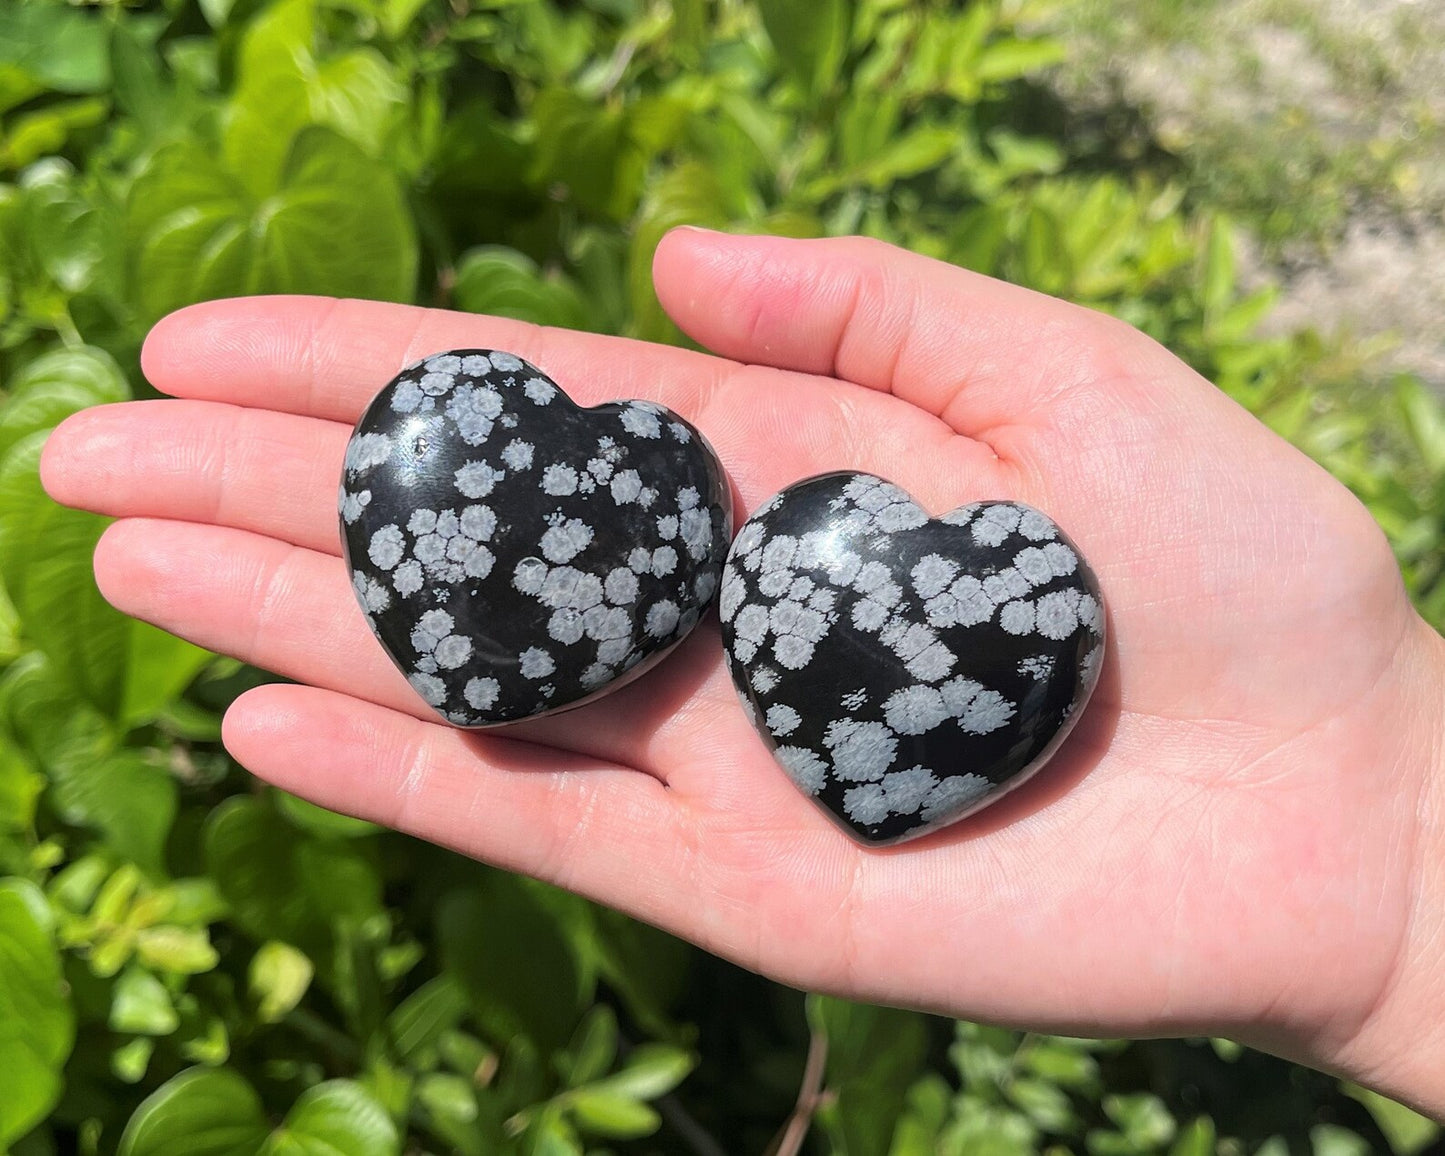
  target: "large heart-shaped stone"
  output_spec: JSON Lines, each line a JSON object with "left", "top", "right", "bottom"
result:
{"left": 720, "top": 472, "right": 1104, "bottom": 844}
{"left": 340, "top": 351, "right": 731, "bottom": 726}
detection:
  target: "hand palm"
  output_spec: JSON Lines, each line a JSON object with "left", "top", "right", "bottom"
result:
{"left": 43, "top": 231, "right": 1431, "bottom": 1068}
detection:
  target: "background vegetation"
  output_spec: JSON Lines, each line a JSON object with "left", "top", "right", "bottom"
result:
{"left": 1, "top": 0, "right": 1442, "bottom": 1152}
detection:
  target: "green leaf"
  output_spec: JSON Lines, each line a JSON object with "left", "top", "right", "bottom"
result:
{"left": 263, "top": 1080, "right": 399, "bottom": 1156}
{"left": 1312, "top": 1125, "right": 1371, "bottom": 1156}
{"left": 809, "top": 996, "right": 928, "bottom": 1156}
{"left": 204, "top": 796, "right": 383, "bottom": 961}
{"left": 386, "top": 974, "right": 468, "bottom": 1067}
{"left": 858, "top": 125, "right": 959, "bottom": 188}
{"left": 110, "top": 18, "right": 176, "bottom": 137}
{"left": 452, "top": 246, "right": 588, "bottom": 330}
{"left": 1202, "top": 214, "right": 1237, "bottom": 322}
{"left": 564, "top": 1005, "right": 618, "bottom": 1087}
{"left": 567, "top": 1091, "right": 659, "bottom": 1139}
{"left": 119, "top": 1068, "right": 269, "bottom": 1156}
{"left": 48, "top": 750, "right": 178, "bottom": 877}
{"left": 1341, "top": 1083, "right": 1439, "bottom": 1155}
{"left": 135, "top": 925, "right": 219, "bottom": 975}
{"left": 0, "top": 878, "right": 74, "bottom": 1147}
{"left": 759, "top": 0, "right": 851, "bottom": 99}
{"left": 110, "top": 966, "right": 180, "bottom": 1036}
{"left": 127, "top": 127, "right": 416, "bottom": 324}
{"left": 589, "top": 1044, "right": 694, "bottom": 1101}
{"left": 122, "top": 620, "right": 213, "bottom": 729}
{"left": 275, "top": 791, "right": 380, "bottom": 839}
{"left": 248, "top": 941, "right": 314, "bottom": 1024}
{"left": 1170, "top": 1117, "right": 1217, "bottom": 1156}
{"left": 0, "top": 735, "right": 42, "bottom": 833}
{"left": 0, "top": 345, "right": 128, "bottom": 461}
{"left": 0, "top": 4, "right": 111, "bottom": 94}
{"left": 973, "top": 36, "right": 1066, "bottom": 83}
{"left": 223, "top": 0, "right": 406, "bottom": 198}
{"left": 0, "top": 436, "right": 130, "bottom": 714}
{"left": 439, "top": 877, "right": 587, "bottom": 1053}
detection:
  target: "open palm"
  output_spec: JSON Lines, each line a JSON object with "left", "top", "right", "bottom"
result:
{"left": 41, "top": 230, "right": 1442, "bottom": 1087}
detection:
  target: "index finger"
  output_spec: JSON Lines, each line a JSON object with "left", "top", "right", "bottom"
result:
{"left": 139, "top": 294, "right": 732, "bottom": 425}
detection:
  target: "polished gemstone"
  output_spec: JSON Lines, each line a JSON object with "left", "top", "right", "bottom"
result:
{"left": 340, "top": 351, "right": 731, "bottom": 726}
{"left": 720, "top": 472, "right": 1104, "bottom": 844}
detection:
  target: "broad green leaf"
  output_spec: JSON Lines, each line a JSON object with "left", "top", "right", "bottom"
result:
{"left": 204, "top": 796, "right": 382, "bottom": 960}
{"left": 0, "top": 345, "right": 128, "bottom": 461}
{"left": 759, "top": 0, "right": 851, "bottom": 99}
{"left": 0, "top": 4, "right": 111, "bottom": 94}
{"left": 249, "top": 941, "right": 314, "bottom": 1023}
{"left": 223, "top": 0, "right": 406, "bottom": 197}
{"left": 121, "top": 620, "right": 212, "bottom": 729}
{"left": 48, "top": 750, "right": 177, "bottom": 877}
{"left": 452, "top": 246, "right": 589, "bottom": 330}
{"left": 0, "top": 878, "right": 74, "bottom": 1147}
{"left": 127, "top": 127, "right": 416, "bottom": 324}
{"left": 110, "top": 966, "right": 180, "bottom": 1035}
{"left": 263, "top": 1081, "right": 399, "bottom": 1156}
{"left": 110, "top": 19, "right": 176, "bottom": 137}
{"left": 439, "top": 877, "right": 587, "bottom": 1053}
{"left": 0, "top": 436, "right": 129, "bottom": 715}
{"left": 119, "top": 1068, "right": 268, "bottom": 1156}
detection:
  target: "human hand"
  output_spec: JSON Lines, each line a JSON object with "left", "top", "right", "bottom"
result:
{"left": 41, "top": 230, "right": 1445, "bottom": 1114}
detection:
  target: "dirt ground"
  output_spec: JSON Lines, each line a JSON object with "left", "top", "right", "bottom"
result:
{"left": 1051, "top": 0, "right": 1445, "bottom": 387}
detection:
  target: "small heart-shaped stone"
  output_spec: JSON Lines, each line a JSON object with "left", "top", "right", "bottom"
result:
{"left": 720, "top": 472, "right": 1104, "bottom": 844}
{"left": 340, "top": 351, "right": 731, "bottom": 726}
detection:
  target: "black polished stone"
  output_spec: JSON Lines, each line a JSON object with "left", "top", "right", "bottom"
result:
{"left": 340, "top": 350, "right": 731, "bottom": 726}
{"left": 719, "top": 472, "right": 1104, "bottom": 845}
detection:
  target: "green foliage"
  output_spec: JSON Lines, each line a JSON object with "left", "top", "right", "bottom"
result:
{"left": 0, "top": 0, "right": 1440, "bottom": 1152}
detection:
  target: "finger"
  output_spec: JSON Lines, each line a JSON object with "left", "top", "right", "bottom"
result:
{"left": 651, "top": 229, "right": 1184, "bottom": 441}
{"left": 222, "top": 683, "right": 690, "bottom": 904}
{"left": 223, "top": 682, "right": 861, "bottom": 978}
{"left": 140, "top": 295, "right": 730, "bottom": 426}
{"left": 92, "top": 517, "right": 715, "bottom": 779}
{"left": 47, "top": 386, "right": 1007, "bottom": 549}
{"left": 42, "top": 400, "right": 351, "bottom": 556}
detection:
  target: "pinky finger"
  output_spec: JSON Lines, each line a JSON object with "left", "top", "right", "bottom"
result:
{"left": 222, "top": 683, "right": 686, "bottom": 905}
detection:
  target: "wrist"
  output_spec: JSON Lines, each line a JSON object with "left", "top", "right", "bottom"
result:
{"left": 1315, "top": 613, "right": 1445, "bottom": 1117}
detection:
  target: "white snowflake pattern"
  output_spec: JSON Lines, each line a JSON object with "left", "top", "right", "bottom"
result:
{"left": 823, "top": 719, "right": 898, "bottom": 783}
{"left": 500, "top": 439, "right": 534, "bottom": 470}
{"left": 921, "top": 773, "right": 992, "bottom": 822}
{"left": 455, "top": 461, "right": 504, "bottom": 499}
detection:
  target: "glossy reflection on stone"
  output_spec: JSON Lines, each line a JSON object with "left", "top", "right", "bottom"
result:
{"left": 340, "top": 351, "right": 731, "bottom": 726}
{"left": 720, "top": 472, "right": 1104, "bottom": 845}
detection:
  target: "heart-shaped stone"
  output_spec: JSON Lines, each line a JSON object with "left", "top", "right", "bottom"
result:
{"left": 720, "top": 472, "right": 1104, "bottom": 844}
{"left": 340, "top": 350, "right": 731, "bottom": 726}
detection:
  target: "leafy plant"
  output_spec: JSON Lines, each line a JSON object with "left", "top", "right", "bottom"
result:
{"left": 0, "top": 0, "right": 1440, "bottom": 1152}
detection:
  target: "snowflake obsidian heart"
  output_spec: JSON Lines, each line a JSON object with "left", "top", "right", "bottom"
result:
{"left": 720, "top": 472, "right": 1104, "bottom": 844}
{"left": 340, "top": 350, "right": 731, "bottom": 726}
